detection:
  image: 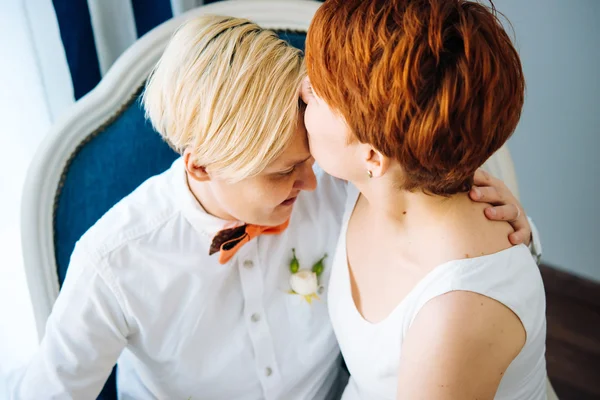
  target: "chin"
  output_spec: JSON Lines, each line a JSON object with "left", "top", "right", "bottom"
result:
{"left": 263, "top": 208, "right": 293, "bottom": 227}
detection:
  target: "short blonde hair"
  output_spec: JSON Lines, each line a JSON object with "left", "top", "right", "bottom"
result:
{"left": 143, "top": 15, "right": 305, "bottom": 182}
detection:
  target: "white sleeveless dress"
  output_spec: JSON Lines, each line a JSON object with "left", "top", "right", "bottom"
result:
{"left": 328, "top": 185, "right": 547, "bottom": 400}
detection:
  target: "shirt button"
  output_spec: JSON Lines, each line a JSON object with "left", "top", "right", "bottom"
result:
{"left": 265, "top": 367, "right": 273, "bottom": 377}
{"left": 243, "top": 260, "right": 254, "bottom": 269}
{"left": 251, "top": 313, "right": 261, "bottom": 323}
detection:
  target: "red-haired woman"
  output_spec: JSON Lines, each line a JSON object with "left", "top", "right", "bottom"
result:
{"left": 302, "top": 0, "right": 546, "bottom": 398}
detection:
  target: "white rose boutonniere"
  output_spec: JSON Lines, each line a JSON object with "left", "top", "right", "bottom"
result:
{"left": 289, "top": 269, "right": 318, "bottom": 295}
{"left": 288, "top": 249, "right": 327, "bottom": 304}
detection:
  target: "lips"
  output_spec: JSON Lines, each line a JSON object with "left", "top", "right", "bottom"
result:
{"left": 281, "top": 196, "right": 298, "bottom": 206}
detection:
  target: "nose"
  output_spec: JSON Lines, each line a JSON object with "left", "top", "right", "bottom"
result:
{"left": 294, "top": 159, "right": 317, "bottom": 192}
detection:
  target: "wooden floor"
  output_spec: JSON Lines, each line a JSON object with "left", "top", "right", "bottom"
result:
{"left": 541, "top": 265, "right": 600, "bottom": 400}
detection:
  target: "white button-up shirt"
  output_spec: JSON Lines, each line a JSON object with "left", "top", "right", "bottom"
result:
{"left": 12, "top": 158, "right": 348, "bottom": 400}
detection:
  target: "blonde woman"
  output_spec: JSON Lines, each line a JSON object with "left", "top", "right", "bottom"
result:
{"left": 12, "top": 14, "right": 534, "bottom": 399}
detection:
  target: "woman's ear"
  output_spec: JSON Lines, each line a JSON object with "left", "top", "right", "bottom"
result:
{"left": 364, "top": 147, "right": 391, "bottom": 178}
{"left": 183, "top": 149, "right": 210, "bottom": 182}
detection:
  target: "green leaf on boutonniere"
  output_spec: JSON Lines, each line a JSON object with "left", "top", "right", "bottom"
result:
{"left": 312, "top": 254, "right": 327, "bottom": 276}
{"left": 289, "top": 248, "right": 300, "bottom": 273}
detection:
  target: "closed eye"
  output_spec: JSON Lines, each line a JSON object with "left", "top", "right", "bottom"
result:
{"left": 278, "top": 166, "right": 296, "bottom": 176}
{"left": 273, "top": 155, "right": 311, "bottom": 178}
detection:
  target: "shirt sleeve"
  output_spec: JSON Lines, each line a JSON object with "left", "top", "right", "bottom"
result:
{"left": 528, "top": 216, "right": 543, "bottom": 265}
{"left": 10, "top": 244, "right": 130, "bottom": 399}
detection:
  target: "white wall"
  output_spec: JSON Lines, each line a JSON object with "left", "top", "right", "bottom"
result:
{"left": 499, "top": 0, "right": 600, "bottom": 282}
{"left": 0, "top": 0, "right": 70, "bottom": 381}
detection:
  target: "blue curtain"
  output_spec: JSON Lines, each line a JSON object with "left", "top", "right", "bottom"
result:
{"left": 52, "top": 0, "right": 103, "bottom": 100}
{"left": 53, "top": 0, "right": 174, "bottom": 99}
{"left": 131, "top": 0, "right": 174, "bottom": 37}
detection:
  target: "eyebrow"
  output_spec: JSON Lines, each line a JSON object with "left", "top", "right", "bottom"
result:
{"left": 281, "top": 155, "right": 312, "bottom": 169}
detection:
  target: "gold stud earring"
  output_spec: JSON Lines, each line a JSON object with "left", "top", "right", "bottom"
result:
{"left": 367, "top": 170, "right": 373, "bottom": 178}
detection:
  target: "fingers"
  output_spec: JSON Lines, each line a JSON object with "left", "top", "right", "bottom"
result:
{"left": 470, "top": 185, "right": 504, "bottom": 205}
{"left": 509, "top": 231, "right": 529, "bottom": 245}
{"left": 472, "top": 169, "right": 532, "bottom": 247}
{"left": 484, "top": 204, "right": 532, "bottom": 246}
{"left": 484, "top": 204, "right": 520, "bottom": 222}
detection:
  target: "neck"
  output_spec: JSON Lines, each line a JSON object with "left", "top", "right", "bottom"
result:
{"left": 353, "top": 174, "right": 471, "bottom": 226}
{"left": 185, "top": 172, "right": 236, "bottom": 221}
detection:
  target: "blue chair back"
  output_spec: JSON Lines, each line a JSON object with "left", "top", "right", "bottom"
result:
{"left": 52, "top": 30, "right": 306, "bottom": 400}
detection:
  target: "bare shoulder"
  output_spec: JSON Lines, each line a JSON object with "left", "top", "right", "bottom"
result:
{"left": 415, "top": 291, "right": 526, "bottom": 350}
{"left": 433, "top": 200, "right": 516, "bottom": 264}
{"left": 396, "top": 291, "right": 527, "bottom": 398}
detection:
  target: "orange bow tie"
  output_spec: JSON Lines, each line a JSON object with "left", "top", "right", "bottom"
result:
{"left": 209, "top": 220, "right": 290, "bottom": 264}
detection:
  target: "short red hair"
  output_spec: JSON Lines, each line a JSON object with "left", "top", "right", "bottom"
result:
{"left": 306, "top": 0, "right": 524, "bottom": 195}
